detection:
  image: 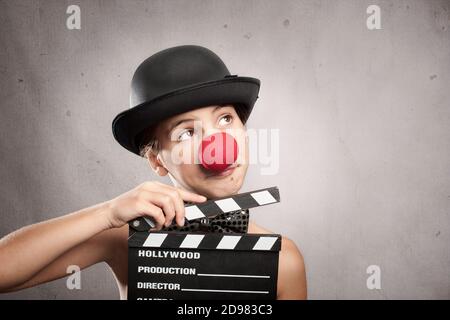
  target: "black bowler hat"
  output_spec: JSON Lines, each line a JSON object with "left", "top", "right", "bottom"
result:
{"left": 111, "top": 45, "right": 261, "bottom": 157}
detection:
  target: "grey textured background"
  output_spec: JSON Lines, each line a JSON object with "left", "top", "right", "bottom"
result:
{"left": 0, "top": 0, "right": 449, "bottom": 299}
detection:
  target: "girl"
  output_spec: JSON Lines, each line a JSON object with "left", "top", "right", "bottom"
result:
{"left": 0, "top": 45, "right": 307, "bottom": 299}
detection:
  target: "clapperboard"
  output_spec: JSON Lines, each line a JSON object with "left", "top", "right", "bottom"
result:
{"left": 128, "top": 186, "right": 282, "bottom": 300}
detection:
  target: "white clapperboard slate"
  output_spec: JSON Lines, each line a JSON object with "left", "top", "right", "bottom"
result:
{"left": 127, "top": 186, "right": 281, "bottom": 300}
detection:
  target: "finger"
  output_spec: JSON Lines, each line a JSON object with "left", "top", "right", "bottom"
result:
{"left": 159, "top": 185, "right": 207, "bottom": 226}
{"left": 138, "top": 202, "right": 165, "bottom": 230}
{"left": 176, "top": 188, "right": 207, "bottom": 203}
{"left": 141, "top": 190, "right": 176, "bottom": 227}
{"left": 145, "top": 183, "right": 205, "bottom": 226}
{"left": 154, "top": 185, "right": 189, "bottom": 226}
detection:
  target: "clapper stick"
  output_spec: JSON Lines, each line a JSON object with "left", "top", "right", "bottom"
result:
{"left": 129, "top": 186, "right": 280, "bottom": 232}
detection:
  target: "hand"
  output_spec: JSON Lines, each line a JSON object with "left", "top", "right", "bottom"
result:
{"left": 104, "top": 181, "right": 207, "bottom": 230}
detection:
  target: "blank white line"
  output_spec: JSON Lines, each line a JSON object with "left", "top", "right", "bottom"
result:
{"left": 197, "top": 273, "right": 270, "bottom": 279}
{"left": 181, "top": 288, "right": 269, "bottom": 294}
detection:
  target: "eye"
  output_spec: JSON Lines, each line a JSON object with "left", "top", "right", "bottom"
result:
{"left": 177, "top": 129, "right": 194, "bottom": 141}
{"left": 218, "top": 114, "right": 233, "bottom": 126}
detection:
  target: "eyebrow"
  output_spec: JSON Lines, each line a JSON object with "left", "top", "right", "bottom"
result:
{"left": 168, "top": 118, "right": 196, "bottom": 134}
{"left": 213, "top": 105, "right": 227, "bottom": 113}
{"left": 167, "top": 105, "right": 229, "bottom": 134}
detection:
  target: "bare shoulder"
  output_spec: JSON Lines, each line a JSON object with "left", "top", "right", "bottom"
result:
{"left": 277, "top": 236, "right": 307, "bottom": 299}
{"left": 247, "top": 221, "right": 274, "bottom": 234}
{"left": 248, "top": 221, "right": 307, "bottom": 300}
{"left": 248, "top": 221, "right": 300, "bottom": 252}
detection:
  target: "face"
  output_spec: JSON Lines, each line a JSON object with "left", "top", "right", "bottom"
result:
{"left": 148, "top": 104, "right": 249, "bottom": 199}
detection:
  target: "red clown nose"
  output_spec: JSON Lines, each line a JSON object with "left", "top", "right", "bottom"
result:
{"left": 198, "top": 132, "right": 238, "bottom": 172}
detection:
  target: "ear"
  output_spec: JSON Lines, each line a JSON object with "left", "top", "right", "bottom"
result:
{"left": 147, "top": 151, "right": 169, "bottom": 176}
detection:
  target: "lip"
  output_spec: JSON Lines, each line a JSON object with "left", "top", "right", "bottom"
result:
{"left": 206, "top": 164, "right": 238, "bottom": 178}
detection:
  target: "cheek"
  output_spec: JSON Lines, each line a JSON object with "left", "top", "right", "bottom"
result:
{"left": 163, "top": 144, "right": 203, "bottom": 181}
{"left": 234, "top": 131, "right": 249, "bottom": 165}
{"left": 179, "top": 163, "right": 199, "bottom": 176}
{"left": 165, "top": 141, "right": 198, "bottom": 166}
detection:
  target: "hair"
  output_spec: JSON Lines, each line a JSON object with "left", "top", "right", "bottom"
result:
{"left": 138, "top": 123, "right": 161, "bottom": 159}
{"left": 138, "top": 103, "right": 250, "bottom": 159}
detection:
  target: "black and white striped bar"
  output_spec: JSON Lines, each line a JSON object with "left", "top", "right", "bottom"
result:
{"left": 129, "top": 186, "right": 280, "bottom": 231}
{"left": 128, "top": 231, "right": 281, "bottom": 252}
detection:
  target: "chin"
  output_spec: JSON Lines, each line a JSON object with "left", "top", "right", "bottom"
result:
{"left": 201, "top": 169, "right": 246, "bottom": 199}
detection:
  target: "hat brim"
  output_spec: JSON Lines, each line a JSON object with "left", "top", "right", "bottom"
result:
{"left": 112, "top": 76, "right": 260, "bottom": 156}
